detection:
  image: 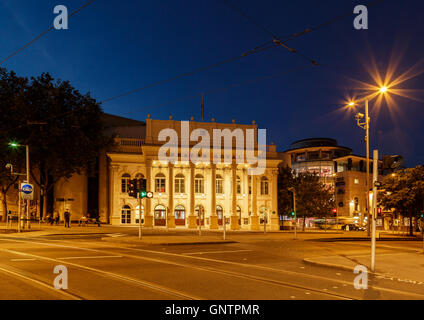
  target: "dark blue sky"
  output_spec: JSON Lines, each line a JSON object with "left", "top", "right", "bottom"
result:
{"left": 1, "top": 0, "right": 423, "bottom": 166}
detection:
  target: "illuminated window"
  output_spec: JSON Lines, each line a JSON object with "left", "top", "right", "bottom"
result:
{"left": 155, "top": 173, "right": 166, "bottom": 193}
{"left": 216, "top": 175, "right": 224, "bottom": 194}
{"left": 121, "top": 173, "right": 131, "bottom": 193}
{"left": 195, "top": 174, "right": 204, "bottom": 194}
{"left": 260, "top": 177, "right": 269, "bottom": 195}
{"left": 121, "top": 205, "right": 131, "bottom": 224}
{"left": 236, "top": 176, "right": 242, "bottom": 194}
{"left": 175, "top": 174, "right": 185, "bottom": 193}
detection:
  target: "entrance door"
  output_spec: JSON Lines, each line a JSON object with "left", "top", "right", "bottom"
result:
{"left": 195, "top": 205, "right": 205, "bottom": 226}
{"left": 154, "top": 205, "right": 166, "bottom": 226}
{"left": 217, "top": 206, "right": 223, "bottom": 226}
{"left": 174, "top": 205, "right": 186, "bottom": 226}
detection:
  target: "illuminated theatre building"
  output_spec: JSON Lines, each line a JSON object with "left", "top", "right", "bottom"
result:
{"left": 58, "top": 115, "right": 287, "bottom": 231}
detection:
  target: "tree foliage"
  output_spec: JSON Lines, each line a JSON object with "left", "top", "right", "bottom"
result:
{"left": 378, "top": 166, "right": 424, "bottom": 235}
{"left": 278, "top": 165, "right": 335, "bottom": 230}
{"left": 0, "top": 68, "right": 111, "bottom": 218}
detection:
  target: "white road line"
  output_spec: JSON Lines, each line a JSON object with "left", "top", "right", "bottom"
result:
{"left": 0, "top": 265, "right": 81, "bottom": 300}
{"left": 11, "top": 259, "right": 37, "bottom": 262}
{"left": 57, "top": 256, "right": 122, "bottom": 260}
{"left": 1, "top": 248, "right": 201, "bottom": 300}
{"left": 182, "top": 250, "right": 252, "bottom": 255}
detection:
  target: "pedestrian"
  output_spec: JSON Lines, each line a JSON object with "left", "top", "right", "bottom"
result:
{"left": 54, "top": 211, "right": 60, "bottom": 225}
{"left": 96, "top": 216, "right": 101, "bottom": 227}
{"left": 64, "top": 209, "right": 71, "bottom": 228}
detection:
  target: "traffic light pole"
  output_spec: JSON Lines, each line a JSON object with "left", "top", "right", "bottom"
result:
{"left": 138, "top": 194, "right": 143, "bottom": 240}
{"left": 371, "top": 149, "right": 378, "bottom": 272}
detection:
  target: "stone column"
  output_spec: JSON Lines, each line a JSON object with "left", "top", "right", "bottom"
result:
{"left": 108, "top": 164, "right": 118, "bottom": 225}
{"left": 250, "top": 175, "right": 259, "bottom": 230}
{"left": 210, "top": 164, "right": 218, "bottom": 229}
{"left": 230, "top": 163, "right": 239, "bottom": 230}
{"left": 168, "top": 163, "right": 176, "bottom": 228}
{"left": 270, "top": 169, "right": 279, "bottom": 231}
{"left": 144, "top": 159, "right": 153, "bottom": 227}
{"left": 188, "top": 163, "right": 197, "bottom": 228}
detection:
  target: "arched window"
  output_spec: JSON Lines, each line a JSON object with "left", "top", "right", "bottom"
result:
{"left": 195, "top": 174, "right": 204, "bottom": 194}
{"left": 121, "top": 173, "right": 131, "bottom": 193}
{"left": 155, "top": 173, "right": 166, "bottom": 193}
{"left": 216, "top": 174, "right": 224, "bottom": 194}
{"left": 135, "top": 173, "right": 145, "bottom": 179}
{"left": 260, "top": 177, "right": 269, "bottom": 195}
{"left": 216, "top": 205, "right": 224, "bottom": 225}
{"left": 175, "top": 174, "right": 185, "bottom": 194}
{"left": 135, "top": 205, "right": 144, "bottom": 224}
{"left": 175, "top": 205, "right": 186, "bottom": 226}
{"left": 121, "top": 205, "right": 131, "bottom": 224}
{"left": 154, "top": 205, "right": 166, "bottom": 226}
{"left": 195, "top": 205, "right": 205, "bottom": 226}
{"left": 259, "top": 206, "right": 268, "bottom": 224}
{"left": 236, "top": 176, "right": 242, "bottom": 194}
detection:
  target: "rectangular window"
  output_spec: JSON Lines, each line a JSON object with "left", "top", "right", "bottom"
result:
{"left": 195, "top": 179, "right": 204, "bottom": 194}
{"left": 216, "top": 179, "right": 223, "bottom": 194}
{"left": 175, "top": 179, "right": 185, "bottom": 193}
{"left": 155, "top": 179, "right": 166, "bottom": 193}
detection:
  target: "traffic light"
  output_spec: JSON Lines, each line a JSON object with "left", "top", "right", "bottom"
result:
{"left": 127, "top": 179, "right": 137, "bottom": 198}
{"left": 135, "top": 178, "right": 147, "bottom": 193}
{"left": 377, "top": 207, "right": 382, "bottom": 215}
{"left": 333, "top": 208, "right": 337, "bottom": 216}
{"left": 291, "top": 211, "right": 295, "bottom": 217}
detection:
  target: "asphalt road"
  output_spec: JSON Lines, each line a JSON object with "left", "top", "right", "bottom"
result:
{"left": 0, "top": 230, "right": 423, "bottom": 300}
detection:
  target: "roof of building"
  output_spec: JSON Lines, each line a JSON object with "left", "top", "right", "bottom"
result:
{"left": 285, "top": 138, "right": 352, "bottom": 153}
{"left": 102, "top": 113, "right": 145, "bottom": 128}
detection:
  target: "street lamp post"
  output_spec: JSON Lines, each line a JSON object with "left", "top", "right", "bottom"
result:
{"left": 352, "top": 100, "right": 371, "bottom": 236}
{"left": 8, "top": 143, "right": 31, "bottom": 230}
{"left": 371, "top": 149, "right": 379, "bottom": 272}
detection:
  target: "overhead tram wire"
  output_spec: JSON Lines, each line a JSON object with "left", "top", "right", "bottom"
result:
{"left": 5, "top": 1, "right": 385, "bottom": 132}
{"left": 101, "top": 0, "right": 385, "bottom": 105}
{"left": 221, "top": 0, "right": 318, "bottom": 66}
{"left": 121, "top": 64, "right": 317, "bottom": 117}
{"left": 99, "top": 42, "right": 278, "bottom": 104}
{"left": 0, "top": 0, "right": 96, "bottom": 66}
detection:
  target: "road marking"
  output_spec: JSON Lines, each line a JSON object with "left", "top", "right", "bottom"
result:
{"left": 182, "top": 250, "right": 252, "bottom": 256}
{"left": 0, "top": 248, "right": 202, "bottom": 300}
{"left": 0, "top": 265, "right": 81, "bottom": 300}
{"left": 7, "top": 238, "right": 424, "bottom": 300}
{"left": 105, "top": 234, "right": 126, "bottom": 238}
{"left": 57, "top": 255, "right": 122, "bottom": 260}
{"left": 11, "top": 259, "right": 37, "bottom": 262}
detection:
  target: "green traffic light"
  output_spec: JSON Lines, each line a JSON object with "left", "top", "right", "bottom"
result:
{"left": 291, "top": 211, "right": 295, "bottom": 216}
{"left": 9, "top": 142, "right": 19, "bottom": 148}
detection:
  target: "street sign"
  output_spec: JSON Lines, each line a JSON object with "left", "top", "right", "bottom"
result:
{"left": 20, "top": 183, "right": 34, "bottom": 200}
{"left": 140, "top": 191, "right": 147, "bottom": 199}
{"left": 146, "top": 192, "right": 154, "bottom": 199}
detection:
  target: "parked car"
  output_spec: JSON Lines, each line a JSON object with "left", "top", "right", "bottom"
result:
{"left": 342, "top": 224, "right": 365, "bottom": 231}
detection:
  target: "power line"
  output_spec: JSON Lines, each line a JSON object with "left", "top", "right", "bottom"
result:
{"left": 222, "top": 0, "right": 318, "bottom": 66}
{"left": 121, "top": 64, "right": 317, "bottom": 117}
{"left": 0, "top": 0, "right": 96, "bottom": 66}
{"left": 103, "top": 0, "right": 383, "bottom": 105}
{"left": 100, "top": 43, "right": 278, "bottom": 104}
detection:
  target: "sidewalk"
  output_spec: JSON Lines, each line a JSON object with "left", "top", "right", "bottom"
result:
{"left": 304, "top": 251, "right": 424, "bottom": 284}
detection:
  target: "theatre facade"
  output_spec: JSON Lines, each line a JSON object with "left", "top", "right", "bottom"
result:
{"left": 58, "top": 114, "right": 288, "bottom": 231}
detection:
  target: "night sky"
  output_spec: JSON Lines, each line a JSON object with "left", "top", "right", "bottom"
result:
{"left": 1, "top": 0, "right": 423, "bottom": 166}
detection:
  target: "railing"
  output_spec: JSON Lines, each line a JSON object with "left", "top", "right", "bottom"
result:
{"left": 115, "top": 138, "right": 145, "bottom": 153}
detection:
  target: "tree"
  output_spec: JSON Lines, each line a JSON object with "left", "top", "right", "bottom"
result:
{"left": 379, "top": 166, "right": 424, "bottom": 236}
{"left": 278, "top": 165, "right": 335, "bottom": 231}
{"left": 0, "top": 69, "right": 112, "bottom": 219}
{"left": 0, "top": 68, "right": 28, "bottom": 221}
{"left": 294, "top": 172, "right": 335, "bottom": 231}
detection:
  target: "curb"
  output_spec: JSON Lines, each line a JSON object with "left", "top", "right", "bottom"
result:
{"left": 307, "top": 237, "right": 420, "bottom": 242}
{"left": 101, "top": 237, "right": 238, "bottom": 246}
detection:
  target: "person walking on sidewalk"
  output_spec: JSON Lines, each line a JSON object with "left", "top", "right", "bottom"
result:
{"left": 64, "top": 209, "right": 71, "bottom": 228}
